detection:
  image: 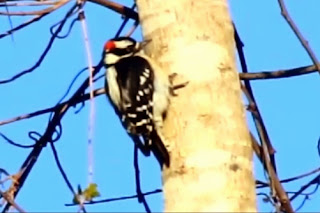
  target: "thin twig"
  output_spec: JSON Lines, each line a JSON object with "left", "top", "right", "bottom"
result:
{"left": 0, "top": 168, "right": 9, "bottom": 177}
{"left": 281, "top": 167, "right": 320, "bottom": 184}
{"left": 244, "top": 84, "right": 280, "bottom": 209}
{"left": 125, "top": 20, "right": 139, "bottom": 37}
{"left": 53, "top": 67, "right": 88, "bottom": 109}
{"left": 250, "top": 133, "right": 294, "bottom": 212}
{"left": 0, "top": 88, "right": 104, "bottom": 126}
{"left": 289, "top": 174, "right": 320, "bottom": 201}
{"left": 0, "top": 1, "right": 68, "bottom": 39}
{"left": 294, "top": 195, "right": 309, "bottom": 212}
{"left": 0, "top": 14, "right": 48, "bottom": 39}
{"left": 257, "top": 167, "right": 320, "bottom": 188}
{"left": 0, "top": 2, "right": 75, "bottom": 84}
{"left": 277, "top": 0, "right": 320, "bottom": 75}
{"left": 3, "top": 0, "right": 14, "bottom": 41}
{"left": 65, "top": 189, "right": 162, "bottom": 206}
{"left": 0, "top": 132, "right": 35, "bottom": 148}
{"left": 134, "top": 145, "right": 151, "bottom": 213}
{"left": 239, "top": 64, "right": 319, "bottom": 80}
{"left": 0, "top": 0, "right": 69, "bottom": 16}
{"left": 49, "top": 142, "right": 77, "bottom": 198}
{"left": 87, "top": 0, "right": 138, "bottom": 21}
{"left": 0, "top": 0, "right": 57, "bottom": 7}
{"left": 235, "top": 26, "right": 277, "bottom": 173}
{"left": 114, "top": 3, "right": 136, "bottom": 38}
{"left": 0, "top": 189, "right": 26, "bottom": 213}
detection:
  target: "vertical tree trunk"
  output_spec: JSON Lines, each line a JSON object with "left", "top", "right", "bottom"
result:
{"left": 136, "top": 0, "right": 257, "bottom": 211}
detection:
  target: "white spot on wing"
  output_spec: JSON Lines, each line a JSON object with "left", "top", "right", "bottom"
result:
{"left": 138, "top": 90, "right": 144, "bottom": 96}
{"left": 143, "top": 69, "right": 150, "bottom": 77}
{"left": 135, "top": 119, "right": 148, "bottom": 126}
{"left": 144, "top": 88, "right": 150, "bottom": 94}
{"left": 127, "top": 113, "right": 137, "bottom": 118}
{"left": 140, "top": 76, "right": 147, "bottom": 85}
{"left": 136, "top": 105, "right": 148, "bottom": 112}
{"left": 124, "top": 103, "right": 131, "bottom": 108}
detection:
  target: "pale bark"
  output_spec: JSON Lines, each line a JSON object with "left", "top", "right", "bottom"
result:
{"left": 136, "top": 0, "right": 257, "bottom": 212}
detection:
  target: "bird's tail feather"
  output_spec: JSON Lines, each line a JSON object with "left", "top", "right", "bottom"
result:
{"left": 150, "top": 130, "right": 170, "bottom": 168}
{"left": 129, "top": 131, "right": 170, "bottom": 168}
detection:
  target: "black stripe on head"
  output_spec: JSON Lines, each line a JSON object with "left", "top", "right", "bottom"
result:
{"left": 111, "top": 37, "right": 137, "bottom": 56}
{"left": 111, "top": 47, "right": 135, "bottom": 56}
{"left": 111, "top": 37, "right": 136, "bottom": 43}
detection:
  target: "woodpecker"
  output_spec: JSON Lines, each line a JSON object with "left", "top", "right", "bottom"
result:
{"left": 102, "top": 37, "right": 171, "bottom": 167}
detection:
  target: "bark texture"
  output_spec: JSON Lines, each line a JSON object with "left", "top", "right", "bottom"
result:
{"left": 136, "top": 0, "right": 257, "bottom": 211}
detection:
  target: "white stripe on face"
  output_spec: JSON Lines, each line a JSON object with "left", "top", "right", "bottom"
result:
{"left": 106, "top": 66, "right": 121, "bottom": 109}
{"left": 105, "top": 52, "right": 120, "bottom": 65}
{"left": 114, "top": 40, "right": 135, "bottom": 49}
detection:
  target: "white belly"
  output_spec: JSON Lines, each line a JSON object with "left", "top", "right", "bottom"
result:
{"left": 106, "top": 67, "right": 121, "bottom": 110}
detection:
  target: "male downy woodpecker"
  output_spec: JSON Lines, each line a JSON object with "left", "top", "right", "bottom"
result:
{"left": 102, "top": 37, "right": 170, "bottom": 167}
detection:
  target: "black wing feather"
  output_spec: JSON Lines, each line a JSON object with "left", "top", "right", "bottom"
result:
{"left": 114, "top": 56, "right": 154, "bottom": 136}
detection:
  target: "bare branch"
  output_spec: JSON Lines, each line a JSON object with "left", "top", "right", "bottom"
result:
{"left": 289, "top": 174, "right": 320, "bottom": 201}
{"left": 0, "top": 132, "right": 35, "bottom": 148}
{"left": 0, "top": 14, "right": 47, "bottom": 39}
{"left": 65, "top": 189, "right": 162, "bottom": 206}
{"left": 87, "top": 0, "right": 138, "bottom": 21}
{"left": 257, "top": 167, "right": 320, "bottom": 188}
{"left": 250, "top": 133, "right": 294, "bottom": 212}
{"left": 0, "top": 88, "right": 105, "bottom": 126}
{"left": 0, "top": 0, "right": 69, "bottom": 16}
{"left": 0, "top": 0, "right": 57, "bottom": 7}
{"left": 277, "top": 0, "right": 320, "bottom": 75}
{"left": 114, "top": 3, "right": 136, "bottom": 38}
{"left": 49, "top": 142, "right": 77, "bottom": 197}
{"left": 240, "top": 64, "right": 318, "bottom": 80}
{"left": 235, "top": 26, "right": 277, "bottom": 174}
{"left": 134, "top": 145, "right": 151, "bottom": 212}
{"left": 0, "top": 189, "right": 26, "bottom": 213}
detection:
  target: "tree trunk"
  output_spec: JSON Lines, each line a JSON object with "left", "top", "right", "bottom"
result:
{"left": 136, "top": 0, "right": 257, "bottom": 211}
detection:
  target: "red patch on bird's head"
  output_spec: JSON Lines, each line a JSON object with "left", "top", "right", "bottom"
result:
{"left": 104, "top": 41, "right": 116, "bottom": 51}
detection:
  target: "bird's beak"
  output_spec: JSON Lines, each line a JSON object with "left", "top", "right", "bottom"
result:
{"left": 137, "top": 39, "right": 152, "bottom": 51}
{"left": 141, "top": 39, "right": 152, "bottom": 47}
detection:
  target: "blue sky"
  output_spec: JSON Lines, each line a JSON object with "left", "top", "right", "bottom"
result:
{"left": 1, "top": 0, "right": 320, "bottom": 212}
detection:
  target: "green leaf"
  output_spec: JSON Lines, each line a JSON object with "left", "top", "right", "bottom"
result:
{"left": 83, "top": 183, "right": 100, "bottom": 201}
{"left": 72, "top": 183, "right": 100, "bottom": 204}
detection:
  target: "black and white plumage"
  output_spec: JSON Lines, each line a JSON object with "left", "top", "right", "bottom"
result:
{"left": 103, "top": 37, "right": 170, "bottom": 167}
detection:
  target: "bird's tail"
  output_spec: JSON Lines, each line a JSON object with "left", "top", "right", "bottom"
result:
{"left": 149, "top": 130, "right": 170, "bottom": 168}
{"left": 130, "top": 131, "right": 170, "bottom": 168}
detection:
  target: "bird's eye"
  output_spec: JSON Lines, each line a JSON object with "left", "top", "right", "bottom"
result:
{"left": 126, "top": 45, "right": 134, "bottom": 51}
